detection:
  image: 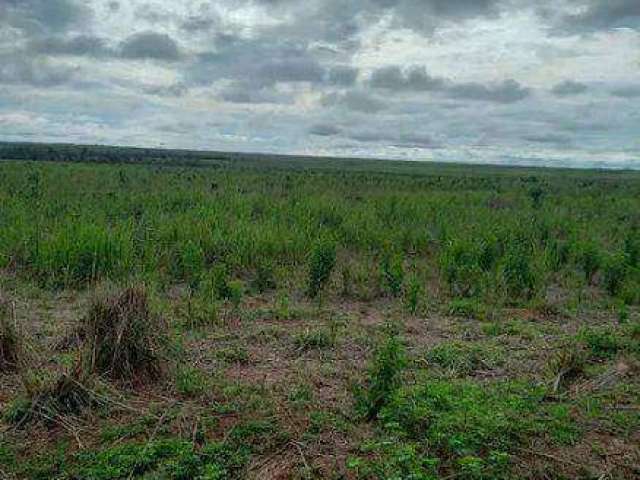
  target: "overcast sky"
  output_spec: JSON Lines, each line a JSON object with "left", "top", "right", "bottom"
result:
{"left": 1, "top": 0, "right": 639, "bottom": 168}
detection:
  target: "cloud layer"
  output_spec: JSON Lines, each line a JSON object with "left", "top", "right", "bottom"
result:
{"left": 1, "top": 0, "right": 639, "bottom": 168}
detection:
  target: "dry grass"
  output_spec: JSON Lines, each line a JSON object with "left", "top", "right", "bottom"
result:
{"left": 82, "top": 285, "right": 167, "bottom": 382}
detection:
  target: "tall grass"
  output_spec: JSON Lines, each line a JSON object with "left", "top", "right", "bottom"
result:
{"left": 0, "top": 161, "right": 639, "bottom": 307}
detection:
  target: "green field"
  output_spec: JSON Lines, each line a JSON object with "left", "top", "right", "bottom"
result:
{"left": 0, "top": 146, "right": 639, "bottom": 479}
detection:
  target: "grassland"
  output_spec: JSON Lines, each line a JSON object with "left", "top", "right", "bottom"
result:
{"left": 0, "top": 146, "right": 639, "bottom": 479}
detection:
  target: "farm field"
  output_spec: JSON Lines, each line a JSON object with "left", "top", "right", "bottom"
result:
{"left": 0, "top": 147, "right": 639, "bottom": 479}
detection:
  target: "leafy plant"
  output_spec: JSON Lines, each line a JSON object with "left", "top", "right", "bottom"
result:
{"left": 306, "top": 238, "right": 336, "bottom": 298}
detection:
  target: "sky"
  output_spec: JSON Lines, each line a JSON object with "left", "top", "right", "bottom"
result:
{"left": 0, "top": 0, "right": 639, "bottom": 169}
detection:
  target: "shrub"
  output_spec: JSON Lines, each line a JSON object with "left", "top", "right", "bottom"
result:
{"left": 498, "top": 244, "right": 539, "bottom": 302}
{"left": 252, "top": 261, "right": 276, "bottom": 293}
{"left": 82, "top": 285, "right": 167, "bottom": 382}
{"left": 603, "top": 253, "right": 628, "bottom": 296}
{"left": 177, "top": 240, "right": 204, "bottom": 288}
{"left": 573, "top": 240, "right": 602, "bottom": 284}
{"left": 306, "top": 238, "right": 336, "bottom": 298}
{"left": 440, "top": 239, "right": 484, "bottom": 298}
{"left": 356, "top": 325, "right": 406, "bottom": 421}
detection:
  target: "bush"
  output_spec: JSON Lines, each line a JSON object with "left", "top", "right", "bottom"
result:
{"left": 306, "top": 238, "right": 336, "bottom": 298}
{"left": 82, "top": 285, "right": 167, "bottom": 382}
{"left": 573, "top": 240, "right": 602, "bottom": 284}
{"left": 603, "top": 253, "right": 628, "bottom": 296}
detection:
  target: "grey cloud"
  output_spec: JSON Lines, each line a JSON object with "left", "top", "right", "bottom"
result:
{"left": 108, "top": 2, "right": 120, "bottom": 12}
{"left": 143, "top": 83, "right": 188, "bottom": 97}
{"left": 369, "top": 65, "right": 445, "bottom": 91}
{"left": 372, "top": 0, "right": 501, "bottom": 34}
{"left": 447, "top": 79, "right": 532, "bottom": 103}
{"left": 322, "top": 90, "right": 387, "bottom": 113}
{"left": 551, "top": 80, "right": 588, "bottom": 97}
{"left": 309, "top": 124, "right": 342, "bottom": 136}
{"left": 523, "top": 133, "right": 572, "bottom": 147}
{"left": 258, "top": 58, "right": 325, "bottom": 85}
{"left": 326, "top": 66, "right": 359, "bottom": 86}
{"left": 29, "top": 35, "right": 111, "bottom": 57}
{"left": 120, "top": 32, "right": 182, "bottom": 61}
{"left": 557, "top": 0, "right": 640, "bottom": 34}
{"left": 346, "top": 128, "right": 439, "bottom": 148}
{"left": 611, "top": 85, "right": 640, "bottom": 98}
{"left": 0, "top": 54, "right": 76, "bottom": 87}
{"left": 219, "top": 81, "right": 294, "bottom": 104}
{"left": 3, "top": 0, "right": 91, "bottom": 34}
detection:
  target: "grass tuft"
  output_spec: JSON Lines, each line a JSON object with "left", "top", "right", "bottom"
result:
{"left": 82, "top": 285, "right": 168, "bottom": 382}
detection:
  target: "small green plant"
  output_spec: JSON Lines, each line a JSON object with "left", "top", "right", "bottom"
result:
{"left": 215, "top": 344, "right": 250, "bottom": 364}
{"left": 307, "top": 238, "right": 336, "bottom": 298}
{"left": 426, "top": 341, "right": 502, "bottom": 377}
{"left": 447, "top": 298, "right": 486, "bottom": 320}
{"left": 573, "top": 240, "right": 602, "bottom": 284}
{"left": 498, "top": 243, "right": 539, "bottom": 302}
{"left": 175, "top": 365, "right": 208, "bottom": 397}
{"left": 294, "top": 328, "right": 335, "bottom": 351}
{"left": 252, "top": 261, "right": 276, "bottom": 293}
{"left": 380, "top": 249, "right": 404, "bottom": 297}
{"left": 440, "top": 239, "right": 484, "bottom": 298}
{"left": 356, "top": 324, "right": 406, "bottom": 421}
{"left": 404, "top": 274, "right": 422, "bottom": 315}
{"left": 617, "top": 301, "right": 629, "bottom": 324}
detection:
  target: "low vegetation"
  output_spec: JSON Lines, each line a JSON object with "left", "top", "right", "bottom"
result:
{"left": 0, "top": 147, "right": 639, "bottom": 478}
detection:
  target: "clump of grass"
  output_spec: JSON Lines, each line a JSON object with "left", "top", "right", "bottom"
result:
{"left": 0, "top": 297, "right": 20, "bottom": 372}
{"left": 175, "top": 365, "right": 208, "bottom": 398}
{"left": 426, "top": 341, "right": 501, "bottom": 377}
{"left": 294, "top": 327, "right": 335, "bottom": 351}
{"left": 8, "top": 366, "right": 97, "bottom": 427}
{"left": 547, "top": 344, "right": 588, "bottom": 394}
{"left": 82, "top": 285, "right": 167, "bottom": 382}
